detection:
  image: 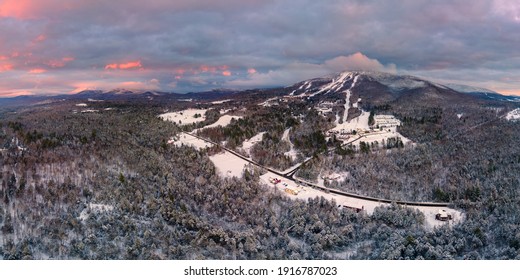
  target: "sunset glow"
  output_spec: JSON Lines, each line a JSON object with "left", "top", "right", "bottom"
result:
{"left": 0, "top": 0, "right": 518, "bottom": 96}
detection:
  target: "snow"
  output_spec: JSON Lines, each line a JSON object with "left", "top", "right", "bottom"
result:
{"left": 352, "top": 98, "right": 362, "bottom": 108}
{"left": 328, "top": 109, "right": 412, "bottom": 147}
{"left": 446, "top": 83, "right": 497, "bottom": 94}
{"left": 81, "top": 109, "right": 99, "bottom": 113}
{"left": 259, "top": 171, "right": 463, "bottom": 230}
{"left": 311, "top": 72, "right": 353, "bottom": 97}
{"left": 159, "top": 108, "right": 208, "bottom": 125}
{"left": 79, "top": 203, "right": 114, "bottom": 221}
{"left": 169, "top": 132, "right": 213, "bottom": 149}
{"left": 350, "top": 130, "right": 412, "bottom": 148}
{"left": 505, "top": 108, "right": 520, "bottom": 121}
{"left": 211, "top": 99, "right": 231, "bottom": 104}
{"left": 282, "top": 128, "right": 298, "bottom": 160}
{"left": 331, "top": 110, "right": 371, "bottom": 133}
{"left": 210, "top": 151, "right": 251, "bottom": 178}
{"left": 202, "top": 115, "right": 242, "bottom": 129}
{"left": 75, "top": 103, "right": 88, "bottom": 107}
{"left": 343, "top": 75, "right": 359, "bottom": 122}
{"left": 290, "top": 81, "right": 313, "bottom": 95}
{"left": 258, "top": 97, "right": 278, "bottom": 107}
{"left": 366, "top": 71, "right": 426, "bottom": 90}
{"left": 241, "top": 132, "right": 265, "bottom": 156}
{"left": 457, "top": 113, "right": 464, "bottom": 119}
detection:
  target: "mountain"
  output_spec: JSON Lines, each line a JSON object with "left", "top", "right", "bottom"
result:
{"left": 1, "top": 71, "right": 518, "bottom": 109}
{"left": 284, "top": 71, "right": 519, "bottom": 107}
{"left": 446, "top": 83, "right": 520, "bottom": 102}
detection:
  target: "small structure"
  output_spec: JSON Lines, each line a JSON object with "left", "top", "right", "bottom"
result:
{"left": 435, "top": 209, "right": 453, "bottom": 221}
{"left": 284, "top": 187, "right": 299, "bottom": 195}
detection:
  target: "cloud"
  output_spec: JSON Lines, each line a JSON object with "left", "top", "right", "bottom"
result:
{"left": 117, "top": 80, "right": 160, "bottom": 91}
{"left": 226, "top": 52, "right": 396, "bottom": 88}
{"left": 105, "top": 61, "right": 142, "bottom": 70}
{"left": 324, "top": 52, "right": 396, "bottom": 73}
{"left": 0, "top": 0, "right": 519, "bottom": 95}
{"left": 29, "top": 68, "right": 47, "bottom": 74}
{"left": 0, "top": 63, "right": 14, "bottom": 72}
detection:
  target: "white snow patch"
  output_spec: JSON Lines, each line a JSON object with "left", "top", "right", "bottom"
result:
{"left": 159, "top": 108, "right": 208, "bottom": 125}
{"left": 81, "top": 109, "right": 99, "bottom": 113}
{"left": 282, "top": 128, "right": 298, "bottom": 160}
{"left": 331, "top": 110, "right": 371, "bottom": 133}
{"left": 211, "top": 99, "right": 231, "bottom": 104}
{"left": 258, "top": 97, "right": 278, "bottom": 107}
{"left": 79, "top": 203, "right": 114, "bottom": 221}
{"left": 210, "top": 151, "right": 251, "bottom": 178}
{"left": 75, "top": 103, "right": 88, "bottom": 107}
{"left": 317, "top": 72, "right": 352, "bottom": 96}
{"left": 343, "top": 75, "right": 359, "bottom": 122}
{"left": 241, "top": 132, "right": 265, "bottom": 156}
{"left": 457, "top": 113, "right": 464, "bottom": 119}
{"left": 505, "top": 108, "right": 520, "bottom": 121}
{"left": 169, "top": 132, "right": 213, "bottom": 149}
{"left": 203, "top": 115, "right": 242, "bottom": 129}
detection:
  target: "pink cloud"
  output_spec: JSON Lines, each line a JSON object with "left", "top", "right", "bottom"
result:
{"left": 34, "top": 34, "right": 46, "bottom": 43}
{"left": 0, "top": 0, "right": 81, "bottom": 19}
{"left": 0, "top": 64, "right": 14, "bottom": 72}
{"left": 222, "top": 70, "right": 231, "bottom": 76}
{"left": 47, "top": 57, "right": 75, "bottom": 68}
{"left": 324, "top": 52, "right": 396, "bottom": 73}
{"left": 119, "top": 61, "right": 142, "bottom": 70}
{"left": 247, "top": 68, "right": 257, "bottom": 74}
{"left": 105, "top": 60, "right": 143, "bottom": 70}
{"left": 105, "top": 63, "right": 118, "bottom": 70}
{"left": 29, "top": 68, "right": 47, "bottom": 74}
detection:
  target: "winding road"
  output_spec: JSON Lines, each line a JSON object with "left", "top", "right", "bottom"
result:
{"left": 185, "top": 131, "right": 450, "bottom": 208}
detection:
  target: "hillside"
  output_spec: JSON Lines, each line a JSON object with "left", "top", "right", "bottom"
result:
{"left": 0, "top": 71, "right": 519, "bottom": 260}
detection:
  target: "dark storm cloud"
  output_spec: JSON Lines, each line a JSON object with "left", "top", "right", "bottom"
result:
{"left": 0, "top": 0, "right": 519, "bottom": 95}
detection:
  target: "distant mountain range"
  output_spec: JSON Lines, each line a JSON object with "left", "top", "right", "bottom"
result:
{"left": 1, "top": 71, "right": 519, "bottom": 108}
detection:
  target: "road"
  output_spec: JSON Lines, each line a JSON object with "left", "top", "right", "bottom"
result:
{"left": 185, "top": 131, "right": 450, "bottom": 208}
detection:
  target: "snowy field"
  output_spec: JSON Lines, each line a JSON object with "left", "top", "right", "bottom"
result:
{"left": 159, "top": 109, "right": 208, "bottom": 125}
{"left": 202, "top": 115, "right": 242, "bottom": 129}
{"left": 282, "top": 128, "right": 298, "bottom": 160}
{"left": 505, "top": 108, "right": 520, "bottom": 121}
{"left": 167, "top": 130, "right": 459, "bottom": 230}
{"left": 210, "top": 151, "right": 251, "bottom": 178}
{"left": 349, "top": 130, "right": 412, "bottom": 148}
{"left": 169, "top": 132, "right": 213, "bottom": 149}
{"left": 211, "top": 99, "right": 231, "bottom": 104}
{"left": 331, "top": 110, "right": 371, "bottom": 133}
{"left": 241, "top": 132, "right": 265, "bottom": 157}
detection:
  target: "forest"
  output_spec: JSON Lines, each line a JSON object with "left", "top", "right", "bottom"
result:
{"left": 0, "top": 96, "right": 519, "bottom": 260}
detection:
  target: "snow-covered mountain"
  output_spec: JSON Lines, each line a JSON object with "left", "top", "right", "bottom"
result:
{"left": 285, "top": 71, "right": 519, "bottom": 105}
{"left": 445, "top": 83, "right": 497, "bottom": 94}
{"left": 446, "top": 83, "right": 520, "bottom": 102}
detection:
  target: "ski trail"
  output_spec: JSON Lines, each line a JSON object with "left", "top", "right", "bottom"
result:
{"left": 343, "top": 75, "right": 359, "bottom": 123}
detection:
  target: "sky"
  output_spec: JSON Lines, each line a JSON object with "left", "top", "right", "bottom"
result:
{"left": 0, "top": 0, "right": 519, "bottom": 96}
